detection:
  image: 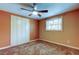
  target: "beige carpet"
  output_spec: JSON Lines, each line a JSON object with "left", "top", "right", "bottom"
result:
{"left": 0, "top": 40, "right": 79, "bottom": 55}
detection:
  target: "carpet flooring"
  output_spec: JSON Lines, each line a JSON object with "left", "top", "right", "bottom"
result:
{"left": 0, "top": 40, "right": 79, "bottom": 55}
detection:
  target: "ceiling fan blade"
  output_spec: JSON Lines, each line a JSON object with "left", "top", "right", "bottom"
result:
{"left": 38, "top": 13, "right": 41, "bottom": 17}
{"left": 28, "top": 13, "right": 32, "bottom": 16}
{"left": 21, "top": 8, "right": 32, "bottom": 12}
{"left": 38, "top": 10, "right": 48, "bottom": 13}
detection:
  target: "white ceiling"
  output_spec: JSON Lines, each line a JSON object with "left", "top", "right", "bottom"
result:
{"left": 0, "top": 3, "right": 79, "bottom": 19}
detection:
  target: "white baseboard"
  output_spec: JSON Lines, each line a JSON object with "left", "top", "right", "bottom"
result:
{"left": 0, "top": 46, "right": 11, "bottom": 50}
{"left": 30, "top": 39, "right": 38, "bottom": 42}
{"left": 40, "top": 39, "right": 79, "bottom": 50}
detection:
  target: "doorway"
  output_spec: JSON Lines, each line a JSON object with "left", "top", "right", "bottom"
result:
{"left": 11, "top": 15, "right": 30, "bottom": 46}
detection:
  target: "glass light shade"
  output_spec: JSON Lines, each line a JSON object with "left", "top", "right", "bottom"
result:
{"left": 32, "top": 11, "right": 38, "bottom": 15}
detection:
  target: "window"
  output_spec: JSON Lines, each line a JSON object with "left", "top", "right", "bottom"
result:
{"left": 46, "top": 16, "right": 62, "bottom": 31}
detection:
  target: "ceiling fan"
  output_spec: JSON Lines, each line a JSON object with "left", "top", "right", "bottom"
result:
{"left": 20, "top": 3, "right": 48, "bottom": 17}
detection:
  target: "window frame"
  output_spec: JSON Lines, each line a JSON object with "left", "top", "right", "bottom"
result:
{"left": 46, "top": 16, "right": 63, "bottom": 31}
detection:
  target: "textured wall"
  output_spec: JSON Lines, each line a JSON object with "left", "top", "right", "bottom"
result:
{"left": 30, "top": 19, "right": 39, "bottom": 40}
{"left": 39, "top": 9, "right": 79, "bottom": 49}
{"left": 0, "top": 11, "right": 10, "bottom": 47}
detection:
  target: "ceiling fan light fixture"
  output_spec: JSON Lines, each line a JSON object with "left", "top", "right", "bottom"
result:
{"left": 21, "top": 3, "right": 48, "bottom": 17}
{"left": 32, "top": 11, "right": 38, "bottom": 15}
